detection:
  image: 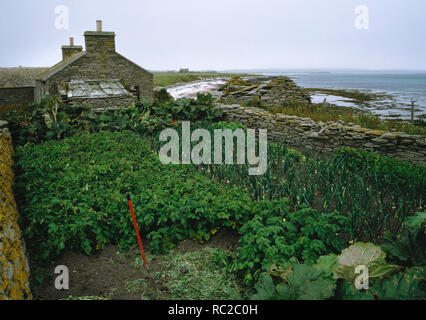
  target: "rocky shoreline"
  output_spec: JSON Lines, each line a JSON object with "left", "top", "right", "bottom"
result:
{"left": 218, "top": 76, "right": 311, "bottom": 107}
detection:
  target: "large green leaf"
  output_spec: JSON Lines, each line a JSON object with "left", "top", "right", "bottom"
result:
{"left": 314, "top": 254, "right": 338, "bottom": 278}
{"left": 371, "top": 266, "right": 426, "bottom": 300}
{"left": 404, "top": 211, "right": 426, "bottom": 229}
{"left": 368, "top": 264, "right": 402, "bottom": 278}
{"left": 333, "top": 242, "right": 399, "bottom": 282}
{"left": 252, "top": 264, "right": 336, "bottom": 300}
{"left": 283, "top": 264, "right": 336, "bottom": 300}
{"left": 251, "top": 273, "right": 276, "bottom": 300}
{"left": 337, "top": 280, "right": 374, "bottom": 300}
{"left": 299, "top": 278, "right": 336, "bottom": 300}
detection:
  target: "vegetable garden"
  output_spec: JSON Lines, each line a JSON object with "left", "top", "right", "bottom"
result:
{"left": 5, "top": 93, "right": 425, "bottom": 300}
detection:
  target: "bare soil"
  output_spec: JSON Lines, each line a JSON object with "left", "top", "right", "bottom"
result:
{"left": 31, "top": 231, "right": 240, "bottom": 300}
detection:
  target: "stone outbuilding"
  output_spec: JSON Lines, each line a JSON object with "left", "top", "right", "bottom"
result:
{"left": 0, "top": 68, "right": 48, "bottom": 112}
{"left": 0, "top": 21, "right": 153, "bottom": 111}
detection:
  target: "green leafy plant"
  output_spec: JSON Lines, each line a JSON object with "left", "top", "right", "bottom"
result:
{"left": 383, "top": 211, "right": 426, "bottom": 266}
{"left": 370, "top": 266, "right": 426, "bottom": 300}
{"left": 252, "top": 261, "right": 336, "bottom": 300}
{"left": 153, "top": 88, "right": 173, "bottom": 103}
{"left": 335, "top": 280, "right": 374, "bottom": 300}
{"left": 14, "top": 131, "right": 254, "bottom": 280}
{"left": 5, "top": 94, "right": 77, "bottom": 145}
{"left": 137, "top": 93, "right": 222, "bottom": 124}
{"left": 333, "top": 242, "right": 400, "bottom": 282}
{"left": 5, "top": 93, "right": 223, "bottom": 148}
{"left": 232, "top": 205, "right": 349, "bottom": 285}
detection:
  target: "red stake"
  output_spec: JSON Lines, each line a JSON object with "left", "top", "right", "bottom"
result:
{"left": 127, "top": 193, "right": 147, "bottom": 265}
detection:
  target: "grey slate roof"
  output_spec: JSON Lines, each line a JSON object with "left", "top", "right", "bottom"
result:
{"left": 64, "top": 79, "right": 132, "bottom": 99}
{"left": 0, "top": 67, "right": 48, "bottom": 88}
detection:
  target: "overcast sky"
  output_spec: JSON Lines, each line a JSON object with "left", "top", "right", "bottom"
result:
{"left": 1, "top": 0, "right": 425, "bottom": 71}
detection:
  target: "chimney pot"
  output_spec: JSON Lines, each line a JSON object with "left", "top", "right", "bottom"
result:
{"left": 70, "top": 37, "right": 74, "bottom": 46}
{"left": 96, "top": 20, "right": 102, "bottom": 32}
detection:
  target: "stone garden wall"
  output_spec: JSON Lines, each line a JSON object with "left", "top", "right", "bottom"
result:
{"left": 217, "top": 104, "right": 426, "bottom": 163}
{"left": 0, "top": 120, "right": 32, "bottom": 300}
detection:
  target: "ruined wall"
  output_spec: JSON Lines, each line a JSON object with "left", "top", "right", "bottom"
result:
{"left": 0, "top": 87, "right": 34, "bottom": 110}
{"left": 0, "top": 120, "right": 32, "bottom": 300}
{"left": 69, "top": 95, "right": 135, "bottom": 110}
{"left": 218, "top": 104, "right": 426, "bottom": 163}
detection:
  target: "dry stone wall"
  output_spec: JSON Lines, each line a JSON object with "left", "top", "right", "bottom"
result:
{"left": 217, "top": 104, "right": 426, "bottom": 163}
{"left": 0, "top": 120, "right": 32, "bottom": 300}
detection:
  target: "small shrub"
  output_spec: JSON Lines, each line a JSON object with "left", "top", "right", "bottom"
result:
{"left": 153, "top": 88, "right": 173, "bottom": 103}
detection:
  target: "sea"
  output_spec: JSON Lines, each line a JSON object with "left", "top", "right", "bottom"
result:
{"left": 242, "top": 70, "right": 426, "bottom": 120}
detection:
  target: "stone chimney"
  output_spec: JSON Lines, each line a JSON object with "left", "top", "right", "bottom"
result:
{"left": 61, "top": 37, "right": 83, "bottom": 60}
{"left": 96, "top": 20, "right": 103, "bottom": 32}
{"left": 84, "top": 20, "right": 116, "bottom": 54}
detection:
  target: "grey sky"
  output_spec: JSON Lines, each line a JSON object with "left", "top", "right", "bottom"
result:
{"left": 1, "top": 0, "right": 425, "bottom": 70}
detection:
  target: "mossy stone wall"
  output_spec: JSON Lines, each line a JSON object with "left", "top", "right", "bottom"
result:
{"left": 0, "top": 122, "right": 32, "bottom": 300}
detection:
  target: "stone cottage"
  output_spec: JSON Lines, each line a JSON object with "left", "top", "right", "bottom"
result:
{"left": 0, "top": 21, "right": 153, "bottom": 111}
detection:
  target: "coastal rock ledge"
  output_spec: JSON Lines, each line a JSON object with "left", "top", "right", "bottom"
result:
{"left": 218, "top": 76, "right": 312, "bottom": 107}
{"left": 217, "top": 104, "right": 426, "bottom": 163}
